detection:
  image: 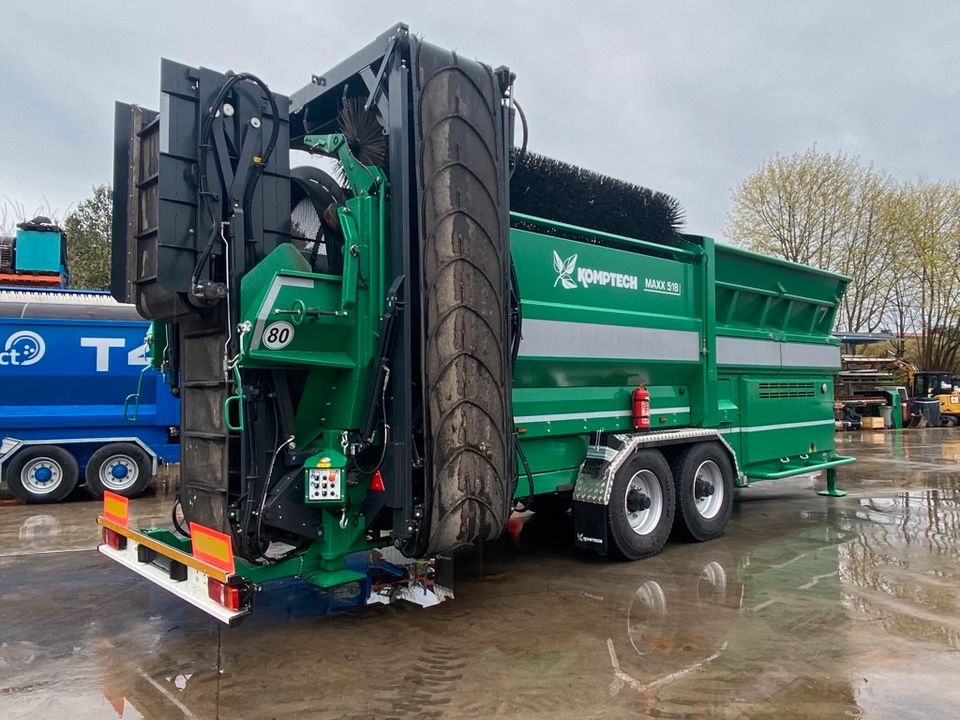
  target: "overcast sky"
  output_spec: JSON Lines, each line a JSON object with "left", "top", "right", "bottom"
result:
{"left": 2, "top": 1, "right": 958, "bottom": 241}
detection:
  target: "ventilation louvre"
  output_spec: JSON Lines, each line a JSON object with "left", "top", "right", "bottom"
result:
{"left": 758, "top": 382, "right": 816, "bottom": 399}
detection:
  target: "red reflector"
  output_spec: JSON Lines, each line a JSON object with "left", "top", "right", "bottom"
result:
{"left": 370, "top": 469, "right": 385, "bottom": 492}
{"left": 103, "top": 491, "right": 130, "bottom": 527}
{"left": 102, "top": 527, "right": 126, "bottom": 550}
{"left": 189, "top": 522, "right": 237, "bottom": 573}
{"left": 207, "top": 577, "right": 241, "bottom": 611}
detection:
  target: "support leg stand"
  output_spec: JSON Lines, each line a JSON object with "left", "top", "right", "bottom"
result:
{"left": 817, "top": 468, "right": 847, "bottom": 497}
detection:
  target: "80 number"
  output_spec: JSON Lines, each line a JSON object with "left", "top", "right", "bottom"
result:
{"left": 262, "top": 321, "right": 294, "bottom": 350}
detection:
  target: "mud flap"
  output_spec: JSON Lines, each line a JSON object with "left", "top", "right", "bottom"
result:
{"left": 573, "top": 501, "right": 609, "bottom": 554}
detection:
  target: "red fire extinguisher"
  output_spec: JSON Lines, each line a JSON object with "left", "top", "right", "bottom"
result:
{"left": 632, "top": 385, "right": 650, "bottom": 429}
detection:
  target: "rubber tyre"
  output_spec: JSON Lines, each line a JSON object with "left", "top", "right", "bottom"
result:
{"left": 290, "top": 166, "right": 346, "bottom": 273}
{"left": 84, "top": 443, "right": 153, "bottom": 499}
{"left": 669, "top": 443, "right": 734, "bottom": 542}
{"left": 415, "top": 44, "right": 513, "bottom": 553}
{"left": 607, "top": 450, "right": 675, "bottom": 561}
{"left": 290, "top": 166, "right": 346, "bottom": 206}
{"left": 5, "top": 445, "right": 80, "bottom": 504}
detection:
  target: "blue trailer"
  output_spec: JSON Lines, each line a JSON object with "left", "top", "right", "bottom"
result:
{"left": 0, "top": 287, "right": 180, "bottom": 503}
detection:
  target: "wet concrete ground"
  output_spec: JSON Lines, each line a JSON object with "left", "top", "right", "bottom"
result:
{"left": 2, "top": 430, "right": 960, "bottom": 719}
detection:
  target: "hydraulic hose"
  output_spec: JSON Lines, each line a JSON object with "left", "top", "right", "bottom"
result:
{"left": 192, "top": 72, "right": 281, "bottom": 291}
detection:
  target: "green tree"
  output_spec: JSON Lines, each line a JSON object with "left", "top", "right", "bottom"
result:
{"left": 727, "top": 149, "right": 898, "bottom": 334}
{"left": 64, "top": 185, "right": 112, "bottom": 289}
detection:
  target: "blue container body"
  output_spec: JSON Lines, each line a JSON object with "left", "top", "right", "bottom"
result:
{"left": 0, "top": 289, "right": 180, "bottom": 484}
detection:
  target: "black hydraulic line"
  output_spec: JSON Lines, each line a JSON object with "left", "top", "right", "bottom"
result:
{"left": 510, "top": 98, "right": 528, "bottom": 179}
{"left": 290, "top": 166, "right": 347, "bottom": 273}
{"left": 201, "top": 73, "right": 281, "bottom": 196}
{"left": 171, "top": 496, "right": 190, "bottom": 537}
{"left": 509, "top": 259, "right": 529, "bottom": 508}
{"left": 253, "top": 430, "right": 296, "bottom": 559}
{"left": 307, "top": 227, "right": 323, "bottom": 270}
{"left": 360, "top": 276, "right": 404, "bottom": 443}
{"left": 509, "top": 260, "right": 522, "bottom": 366}
{"left": 352, "top": 402, "right": 390, "bottom": 475}
{"left": 191, "top": 72, "right": 281, "bottom": 293}
{"left": 247, "top": 382, "right": 280, "bottom": 561}
{"left": 237, "top": 381, "right": 265, "bottom": 559}
{"left": 514, "top": 432, "right": 535, "bottom": 511}
{"left": 348, "top": 276, "right": 404, "bottom": 477}
{"left": 193, "top": 74, "right": 281, "bottom": 560}
{"left": 243, "top": 370, "right": 303, "bottom": 561}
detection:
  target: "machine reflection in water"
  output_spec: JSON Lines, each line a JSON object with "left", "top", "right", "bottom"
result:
{"left": 91, "top": 485, "right": 960, "bottom": 719}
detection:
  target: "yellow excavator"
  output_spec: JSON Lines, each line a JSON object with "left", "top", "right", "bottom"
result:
{"left": 886, "top": 358, "right": 960, "bottom": 427}
{"left": 912, "top": 370, "right": 960, "bottom": 427}
{"left": 837, "top": 354, "right": 959, "bottom": 428}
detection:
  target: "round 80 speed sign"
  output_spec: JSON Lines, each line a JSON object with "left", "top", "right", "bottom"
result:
{"left": 262, "top": 321, "right": 295, "bottom": 350}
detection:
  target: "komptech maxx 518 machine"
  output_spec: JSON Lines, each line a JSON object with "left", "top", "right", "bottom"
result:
{"left": 99, "top": 24, "right": 854, "bottom": 624}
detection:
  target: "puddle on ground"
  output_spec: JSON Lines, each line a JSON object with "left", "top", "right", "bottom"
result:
{"left": 2, "top": 429, "right": 960, "bottom": 719}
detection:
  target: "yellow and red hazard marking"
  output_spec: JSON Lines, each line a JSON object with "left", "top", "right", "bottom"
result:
{"left": 102, "top": 491, "right": 129, "bottom": 527}
{"left": 188, "top": 523, "right": 236, "bottom": 574}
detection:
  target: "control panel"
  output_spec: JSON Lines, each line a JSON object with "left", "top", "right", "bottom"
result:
{"left": 307, "top": 468, "right": 342, "bottom": 502}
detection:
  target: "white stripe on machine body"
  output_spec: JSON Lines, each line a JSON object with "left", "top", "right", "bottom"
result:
{"left": 514, "top": 406, "right": 691, "bottom": 425}
{"left": 719, "top": 419, "right": 835, "bottom": 434}
{"left": 716, "top": 337, "right": 779, "bottom": 366}
{"left": 251, "top": 276, "right": 315, "bottom": 349}
{"left": 519, "top": 318, "right": 700, "bottom": 362}
{"left": 780, "top": 342, "right": 840, "bottom": 368}
{"left": 512, "top": 413, "right": 833, "bottom": 434}
{"left": 517, "top": 320, "right": 838, "bottom": 369}
{"left": 716, "top": 336, "right": 839, "bottom": 369}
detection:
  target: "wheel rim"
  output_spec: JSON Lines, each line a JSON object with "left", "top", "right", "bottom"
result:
{"left": 698, "top": 560, "right": 728, "bottom": 602}
{"left": 99, "top": 454, "right": 140, "bottom": 491}
{"left": 627, "top": 580, "right": 668, "bottom": 656}
{"left": 624, "top": 469, "right": 663, "bottom": 536}
{"left": 21, "top": 457, "right": 64, "bottom": 495}
{"left": 693, "top": 460, "right": 724, "bottom": 520}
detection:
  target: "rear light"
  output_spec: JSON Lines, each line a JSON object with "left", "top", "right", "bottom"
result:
{"left": 102, "top": 527, "right": 127, "bottom": 550}
{"left": 207, "top": 577, "right": 241, "bottom": 611}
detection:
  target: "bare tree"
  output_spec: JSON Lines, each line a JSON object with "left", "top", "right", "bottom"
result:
{"left": 897, "top": 181, "right": 960, "bottom": 370}
{"left": 1, "top": 198, "right": 26, "bottom": 238}
{"left": 729, "top": 149, "right": 960, "bottom": 371}
{"left": 728, "top": 149, "right": 862, "bottom": 267}
{"left": 833, "top": 168, "right": 900, "bottom": 334}
{"left": 2, "top": 196, "right": 68, "bottom": 235}
{"left": 728, "top": 149, "right": 897, "bottom": 333}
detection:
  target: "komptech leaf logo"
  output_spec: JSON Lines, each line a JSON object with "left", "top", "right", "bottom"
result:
{"left": 553, "top": 250, "right": 578, "bottom": 290}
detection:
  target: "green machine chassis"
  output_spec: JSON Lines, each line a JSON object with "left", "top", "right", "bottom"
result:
{"left": 510, "top": 214, "right": 853, "bottom": 497}
{"left": 102, "top": 25, "right": 853, "bottom": 623}
{"left": 108, "top": 138, "right": 852, "bottom": 620}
